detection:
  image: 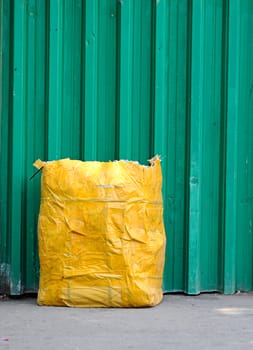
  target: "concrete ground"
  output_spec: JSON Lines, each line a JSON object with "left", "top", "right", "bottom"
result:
{"left": 0, "top": 293, "right": 253, "bottom": 350}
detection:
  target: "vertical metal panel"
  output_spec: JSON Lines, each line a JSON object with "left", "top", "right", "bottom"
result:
{"left": 154, "top": 0, "right": 189, "bottom": 292}
{"left": 0, "top": 0, "right": 12, "bottom": 293}
{"left": 187, "top": 0, "right": 226, "bottom": 294}
{"left": 224, "top": 0, "right": 240, "bottom": 294}
{"left": 1, "top": 0, "right": 253, "bottom": 295}
{"left": 225, "top": 0, "right": 253, "bottom": 294}
{"left": 118, "top": 0, "right": 154, "bottom": 163}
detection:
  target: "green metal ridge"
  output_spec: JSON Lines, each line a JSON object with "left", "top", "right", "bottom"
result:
{"left": 154, "top": 0, "right": 189, "bottom": 293}
{"left": 224, "top": 0, "right": 240, "bottom": 294}
{"left": 96, "top": 0, "right": 117, "bottom": 161}
{"left": 60, "top": 0, "right": 82, "bottom": 159}
{"left": 233, "top": 0, "right": 253, "bottom": 293}
{"left": 10, "top": 0, "right": 27, "bottom": 294}
{"left": 118, "top": 0, "right": 134, "bottom": 160}
{"left": 186, "top": 0, "right": 204, "bottom": 295}
{"left": 23, "top": 0, "right": 47, "bottom": 291}
{"left": 84, "top": 0, "right": 98, "bottom": 160}
{"left": 153, "top": 0, "right": 169, "bottom": 291}
{"left": 47, "top": 0, "right": 63, "bottom": 160}
{"left": 0, "top": 0, "right": 11, "bottom": 294}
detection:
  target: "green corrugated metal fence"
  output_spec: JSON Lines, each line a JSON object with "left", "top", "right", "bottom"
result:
{"left": 1, "top": 0, "right": 253, "bottom": 295}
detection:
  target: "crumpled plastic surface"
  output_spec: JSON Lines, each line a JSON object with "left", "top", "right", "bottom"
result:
{"left": 35, "top": 158, "right": 166, "bottom": 307}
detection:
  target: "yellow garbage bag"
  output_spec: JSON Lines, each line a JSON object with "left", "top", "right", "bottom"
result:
{"left": 34, "top": 157, "right": 166, "bottom": 307}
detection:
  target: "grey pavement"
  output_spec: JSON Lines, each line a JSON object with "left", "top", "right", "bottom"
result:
{"left": 0, "top": 293, "right": 253, "bottom": 350}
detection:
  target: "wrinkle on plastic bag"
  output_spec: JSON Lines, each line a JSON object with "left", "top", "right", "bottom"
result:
{"left": 34, "top": 157, "right": 166, "bottom": 307}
